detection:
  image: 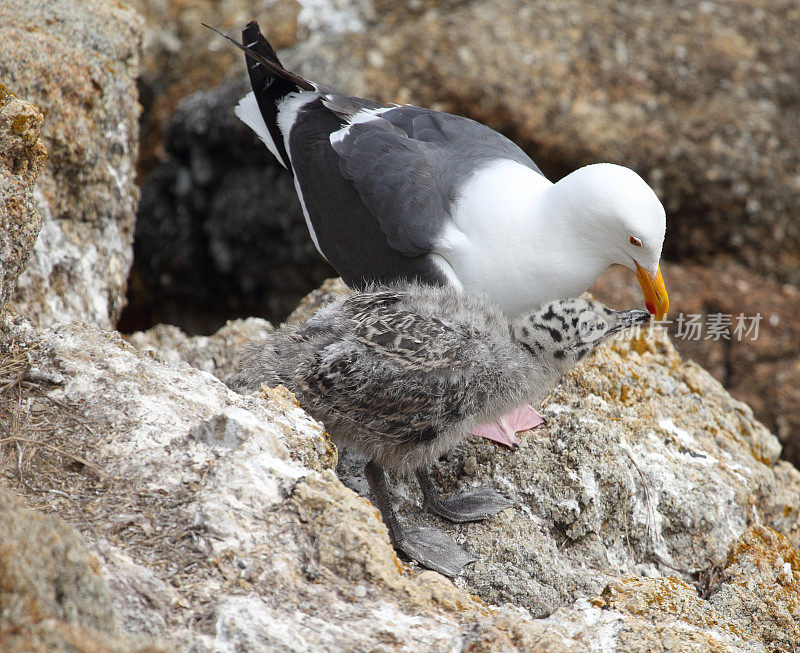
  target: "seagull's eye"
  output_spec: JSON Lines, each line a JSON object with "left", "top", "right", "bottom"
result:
{"left": 629, "top": 236, "right": 642, "bottom": 247}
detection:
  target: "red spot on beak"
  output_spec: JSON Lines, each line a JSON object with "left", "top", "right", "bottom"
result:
{"left": 645, "top": 301, "right": 656, "bottom": 315}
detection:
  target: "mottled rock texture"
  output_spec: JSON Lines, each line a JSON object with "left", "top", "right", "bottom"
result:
{"left": 710, "top": 526, "right": 800, "bottom": 651}
{"left": 127, "top": 316, "right": 274, "bottom": 380}
{"left": 0, "top": 87, "right": 46, "bottom": 315}
{"left": 343, "top": 0, "right": 800, "bottom": 283}
{"left": 2, "top": 278, "right": 799, "bottom": 649}
{"left": 0, "top": 315, "right": 547, "bottom": 650}
{"left": 128, "top": 0, "right": 302, "bottom": 176}
{"left": 1, "top": 0, "right": 143, "bottom": 329}
{"left": 335, "top": 320, "right": 799, "bottom": 616}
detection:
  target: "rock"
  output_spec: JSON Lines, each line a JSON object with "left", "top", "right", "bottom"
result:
{"left": 0, "top": 487, "right": 160, "bottom": 652}
{"left": 126, "top": 317, "right": 274, "bottom": 380}
{"left": 285, "top": 277, "right": 351, "bottom": 325}
{"left": 0, "top": 87, "right": 46, "bottom": 315}
{"left": 589, "top": 258, "right": 800, "bottom": 468}
{"left": 121, "top": 77, "right": 335, "bottom": 334}
{"left": 131, "top": 0, "right": 383, "bottom": 176}
{"left": 2, "top": 275, "right": 799, "bottom": 649}
{"left": 711, "top": 526, "right": 800, "bottom": 651}
{"left": 343, "top": 0, "right": 800, "bottom": 285}
{"left": 1, "top": 0, "right": 143, "bottom": 329}
{"left": 560, "top": 525, "right": 800, "bottom": 651}
{"left": 0, "top": 314, "right": 549, "bottom": 650}
{"left": 335, "top": 323, "right": 799, "bottom": 616}
{"left": 586, "top": 576, "right": 750, "bottom": 650}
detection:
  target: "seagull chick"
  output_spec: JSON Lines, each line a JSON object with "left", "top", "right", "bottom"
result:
{"left": 233, "top": 283, "right": 650, "bottom": 576}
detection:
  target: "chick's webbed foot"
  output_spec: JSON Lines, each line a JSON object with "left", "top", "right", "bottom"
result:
{"left": 396, "top": 527, "right": 477, "bottom": 577}
{"left": 364, "top": 460, "right": 476, "bottom": 577}
{"left": 416, "top": 468, "right": 514, "bottom": 523}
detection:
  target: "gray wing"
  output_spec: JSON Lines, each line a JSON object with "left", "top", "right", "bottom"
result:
{"left": 298, "top": 304, "right": 493, "bottom": 443}
{"left": 329, "top": 105, "right": 544, "bottom": 257}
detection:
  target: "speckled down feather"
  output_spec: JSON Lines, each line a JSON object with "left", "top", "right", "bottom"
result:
{"left": 233, "top": 283, "right": 648, "bottom": 472}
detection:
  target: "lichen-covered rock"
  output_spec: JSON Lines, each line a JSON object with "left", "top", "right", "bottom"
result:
{"left": 591, "top": 258, "right": 800, "bottom": 469}
{"left": 0, "top": 87, "right": 46, "bottom": 315}
{"left": 587, "top": 577, "right": 753, "bottom": 651}
{"left": 710, "top": 526, "right": 800, "bottom": 651}
{"left": 559, "top": 526, "right": 800, "bottom": 651}
{"left": 0, "top": 488, "right": 116, "bottom": 632}
{"left": 334, "top": 325, "right": 799, "bottom": 617}
{"left": 0, "top": 315, "right": 568, "bottom": 650}
{"left": 0, "top": 487, "right": 161, "bottom": 652}
{"left": 1, "top": 0, "right": 143, "bottom": 329}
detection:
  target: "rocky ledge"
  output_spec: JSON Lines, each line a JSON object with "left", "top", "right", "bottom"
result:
{"left": 1, "top": 280, "right": 798, "bottom": 651}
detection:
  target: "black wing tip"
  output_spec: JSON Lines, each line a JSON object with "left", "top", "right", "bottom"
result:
{"left": 242, "top": 20, "right": 283, "bottom": 69}
{"left": 242, "top": 20, "right": 262, "bottom": 45}
{"left": 201, "top": 20, "right": 314, "bottom": 92}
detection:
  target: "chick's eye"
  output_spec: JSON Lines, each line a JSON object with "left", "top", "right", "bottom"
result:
{"left": 629, "top": 236, "right": 642, "bottom": 247}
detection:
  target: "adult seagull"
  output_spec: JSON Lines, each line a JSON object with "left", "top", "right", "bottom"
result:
{"left": 206, "top": 21, "right": 669, "bottom": 445}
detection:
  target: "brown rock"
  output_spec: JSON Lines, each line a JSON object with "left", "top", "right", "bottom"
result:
{"left": 285, "top": 277, "right": 351, "bottom": 326}
{"left": 0, "top": 87, "right": 46, "bottom": 315}
{"left": 0, "top": 487, "right": 162, "bottom": 652}
{"left": 132, "top": 0, "right": 800, "bottom": 335}
{"left": 1, "top": 0, "right": 143, "bottom": 329}
{"left": 350, "top": 0, "right": 800, "bottom": 284}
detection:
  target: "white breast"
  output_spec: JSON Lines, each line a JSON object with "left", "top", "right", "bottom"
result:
{"left": 433, "top": 160, "right": 604, "bottom": 314}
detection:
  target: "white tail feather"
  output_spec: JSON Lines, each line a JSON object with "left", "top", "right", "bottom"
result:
{"left": 234, "top": 92, "right": 287, "bottom": 168}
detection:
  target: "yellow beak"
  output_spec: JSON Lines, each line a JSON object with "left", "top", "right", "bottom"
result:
{"left": 634, "top": 262, "right": 669, "bottom": 320}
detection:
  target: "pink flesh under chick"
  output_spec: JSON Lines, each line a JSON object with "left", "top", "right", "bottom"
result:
{"left": 469, "top": 404, "right": 544, "bottom": 448}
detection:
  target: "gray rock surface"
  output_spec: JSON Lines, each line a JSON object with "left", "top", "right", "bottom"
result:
{"left": 0, "top": 87, "right": 46, "bottom": 315}
{"left": 1, "top": 0, "right": 143, "bottom": 329}
{"left": 591, "top": 259, "right": 800, "bottom": 470}
{"left": 127, "top": 316, "right": 274, "bottom": 380}
{"left": 335, "top": 323, "right": 799, "bottom": 616}
{"left": 709, "top": 526, "right": 800, "bottom": 651}
{"left": 2, "top": 287, "right": 798, "bottom": 649}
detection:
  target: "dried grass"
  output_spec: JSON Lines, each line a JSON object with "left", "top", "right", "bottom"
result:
{"left": 0, "top": 339, "right": 101, "bottom": 494}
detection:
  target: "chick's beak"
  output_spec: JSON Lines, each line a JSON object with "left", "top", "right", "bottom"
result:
{"left": 634, "top": 261, "right": 669, "bottom": 320}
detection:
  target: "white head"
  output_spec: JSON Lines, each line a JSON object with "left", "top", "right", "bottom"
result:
{"left": 548, "top": 163, "right": 668, "bottom": 318}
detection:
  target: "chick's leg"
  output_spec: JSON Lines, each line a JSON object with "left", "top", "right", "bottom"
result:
{"left": 364, "top": 460, "right": 475, "bottom": 577}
